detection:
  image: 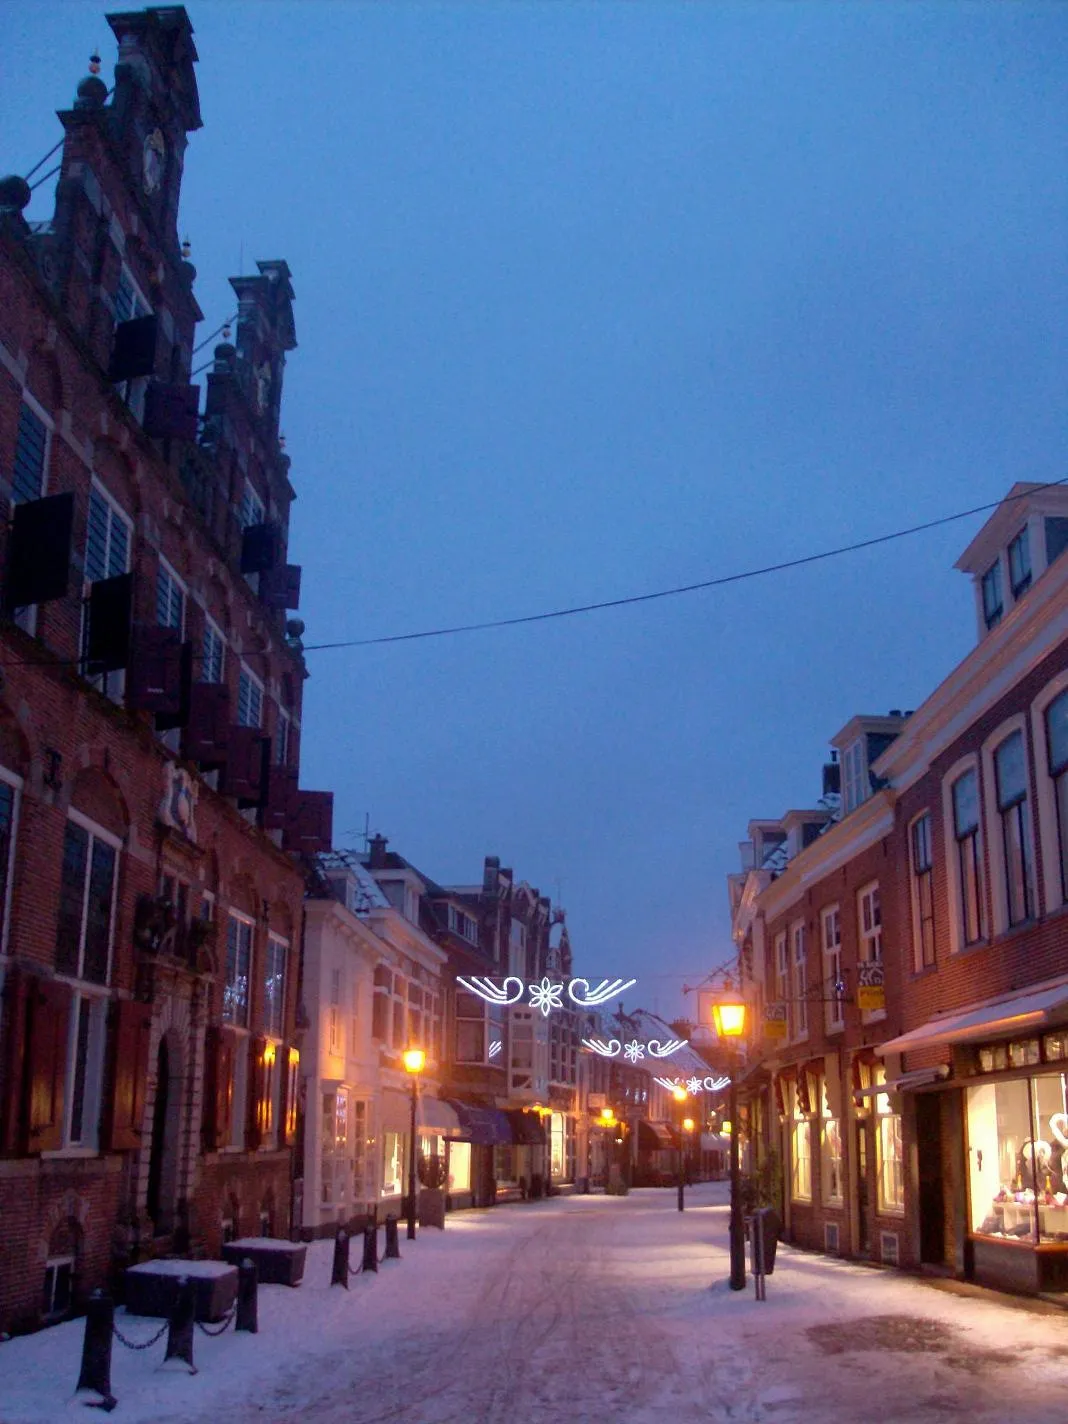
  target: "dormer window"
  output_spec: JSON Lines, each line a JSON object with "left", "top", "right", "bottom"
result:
{"left": 982, "top": 560, "right": 1003, "bottom": 630}
{"left": 842, "top": 740, "right": 867, "bottom": 814}
{"left": 1008, "top": 527, "right": 1032, "bottom": 599}
{"left": 448, "top": 905, "right": 478, "bottom": 944}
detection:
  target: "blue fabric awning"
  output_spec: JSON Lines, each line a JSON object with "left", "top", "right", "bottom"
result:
{"left": 446, "top": 1099, "right": 514, "bottom": 1146}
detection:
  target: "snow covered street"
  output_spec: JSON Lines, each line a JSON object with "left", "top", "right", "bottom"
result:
{"left": 4, "top": 1183, "right": 1068, "bottom": 1423}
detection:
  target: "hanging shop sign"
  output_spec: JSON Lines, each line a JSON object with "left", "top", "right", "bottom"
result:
{"left": 653, "top": 1075, "right": 732, "bottom": 1095}
{"left": 455, "top": 974, "right": 637, "bottom": 1018}
{"left": 581, "top": 1037, "right": 687, "bottom": 1062}
{"left": 857, "top": 961, "right": 886, "bottom": 1014}
{"left": 764, "top": 1002, "right": 788, "bottom": 1041}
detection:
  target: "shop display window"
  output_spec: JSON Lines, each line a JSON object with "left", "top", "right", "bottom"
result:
{"left": 449, "top": 1141, "right": 472, "bottom": 1193}
{"left": 820, "top": 1080, "right": 844, "bottom": 1206}
{"left": 968, "top": 1071, "right": 1068, "bottom": 1242}
{"left": 874, "top": 1066, "right": 905, "bottom": 1213}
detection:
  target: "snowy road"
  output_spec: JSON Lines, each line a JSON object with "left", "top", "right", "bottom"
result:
{"left": 5, "top": 1183, "right": 1068, "bottom": 1423}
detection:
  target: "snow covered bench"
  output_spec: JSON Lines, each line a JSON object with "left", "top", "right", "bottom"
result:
{"left": 221, "top": 1236, "right": 307, "bottom": 1286}
{"left": 124, "top": 1258, "right": 238, "bottom": 1322}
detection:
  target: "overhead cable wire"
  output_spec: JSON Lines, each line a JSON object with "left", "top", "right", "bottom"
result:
{"left": 193, "top": 315, "right": 237, "bottom": 355}
{"left": 303, "top": 478, "right": 1068, "bottom": 654}
{"left": 23, "top": 137, "right": 63, "bottom": 182}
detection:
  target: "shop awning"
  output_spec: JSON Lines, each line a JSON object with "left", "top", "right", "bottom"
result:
{"left": 875, "top": 979, "right": 1068, "bottom": 1056}
{"left": 854, "top": 1066, "right": 950, "bottom": 1099}
{"left": 506, "top": 1109, "right": 547, "bottom": 1145}
{"left": 638, "top": 1120, "right": 675, "bottom": 1151}
{"left": 420, "top": 1097, "right": 463, "bottom": 1135}
{"left": 379, "top": 1090, "right": 461, "bottom": 1136}
{"left": 446, "top": 1099, "right": 514, "bottom": 1146}
{"left": 700, "top": 1132, "right": 729, "bottom": 1153}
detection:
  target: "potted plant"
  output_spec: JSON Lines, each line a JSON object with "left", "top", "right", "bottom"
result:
{"left": 417, "top": 1152, "right": 447, "bottom": 1229}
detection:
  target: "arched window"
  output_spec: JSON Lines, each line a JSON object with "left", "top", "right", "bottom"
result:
{"left": 993, "top": 730, "right": 1033, "bottom": 926}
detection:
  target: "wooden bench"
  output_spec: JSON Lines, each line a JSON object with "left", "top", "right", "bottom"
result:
{"left": 221, "top": 1236, "right": 307, "bottom": 1287}
{"left": 125, "top": 1259, "right": 238, "bottom": 1322}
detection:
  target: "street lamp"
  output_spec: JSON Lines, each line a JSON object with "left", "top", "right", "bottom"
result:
{"left": 711, "top": 997, "right": 747, "bottom": 1291}
{"left": 402, "top": 1047, "right": 425, "bottom": 1241}
{"left": 672, "top": 1085, "right": 687, "bottom": 1212}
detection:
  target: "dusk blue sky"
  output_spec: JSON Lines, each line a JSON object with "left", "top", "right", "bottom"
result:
{"left": 6, "top": 2, "right": 1067, "bottom": 1020}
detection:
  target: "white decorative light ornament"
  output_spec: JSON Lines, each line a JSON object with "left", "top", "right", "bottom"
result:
{"left": 457, "top": 974, "right": 637, "bottom": 1018}
{"left": 654, "top": 1075, "right": 731, "bottom": 1094}
{"left": 581, "top": 1037, "right": 688, "bottom": 1059}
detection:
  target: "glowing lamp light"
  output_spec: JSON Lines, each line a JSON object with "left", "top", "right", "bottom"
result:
{"left": 672, "top": 1085, "right": 687, "bottom": 1103}
{"left": 682, "top": 1117, "right": 695, "bottom": 1133}
{"left": 402, "top": 1048, "right": 426, "bottom": 1075}
{"left": 263, "top": 1042, "right": 276, "bottom": 1067}
{"left": 711, "top": 1000, "right": 747, "bottom": 1039}
{"left": 599, "top": 1107, "right": 616, "bottom": 1126}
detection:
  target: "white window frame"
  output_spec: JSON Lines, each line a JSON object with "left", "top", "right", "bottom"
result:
{"left": 82, "top": 479, "right": 134, "bottom": 701}
{"left": 201, "top": 616, "right": 226, "bottom": 685}
{"left": 223, "top": 910, "right": 255, "bottom": 1029}
{"left": 790, "top": 1083, "right": 812, "bottom": 1203}
{"left": 10, "top": 389, "right": 53, "bottom": 636}
{"left": 113, "top": 264, "right": 152, "bottom": 423}
{"left": 821, "top": 905, "right": 844, "bottom": 1032}
{"left": 909, "top": 810, "right": 936, "bottom": 973}
{"left": 60, "top": 987, "right": 109, "bottom": 1152}
{"left": 240, "top": 480, "right": 266, "bottom": 531}
{"left": 263, "top": 933, "right": 287, "bottom": 1040}
{"left": 942, "top": 754, "right": 986, "bottom": 954}
{"left": 981, "top": 557, "right": 1004, "bottom": 630}
{"left": 1008, "top": 525, "right": 1032, "bottom": 600}
{"left": 0, "top": 767, "right": 22, "bottom": 956}
{"left": 980, "top": 715, "right": 1037, "bottom": 936}
{"left": 857, "top": 880, "right": 884, "bottom": 1025}
{"left": 56, "top": 808, "right": 122, "bottom": 988}
{"left": 842, "top": 739, "right": 866, "bottom": 814}
{"left": 237, "top": 664, "right": 264, "bottom": 729}
{"left": 156, "top": 556, "right": 186, "bottom": 636}
{"left": 1031, "top": 670, "right": 1068, "bottom": 916}
{"left": 774, "top": 931, "right": 788, "bottom": 1020}
{"left": 874, "top": 1067, "right": 905, "bottom": 1215}
{"left": 275, "top": 707, "right": 291, "bottom": 767}
{"left": 227, "top": 1033, "right": 249, "bottom": 1152}
{"left": 791, "top": 920, "right": 808, "bottom": 1040}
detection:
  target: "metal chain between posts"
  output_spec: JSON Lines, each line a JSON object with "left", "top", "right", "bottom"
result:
{"left": 112, "top": 1316, "right": 170, "bottom": 1351}
{"left": 195, "top": 1300, "right": 238, "bottom": 1336}
{"left": 347, "top": 1255, "right": 364, "bottom": 1277}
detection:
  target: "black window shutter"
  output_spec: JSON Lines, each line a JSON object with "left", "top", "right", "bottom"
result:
{"left": 85, "top": 572, "right": 133, "bottom": 673}
{"left": 282, "top": 790, "right": 334, "bottom": 855}
{"left": 222, "top": 726, "right": 269, "bottom": 803}
{"left": 182, "top": 683, "right": 231, "bottom": 767}
{"left": 261, "top": 766, "right": 298, "bottom": 831}
{"left": 143, "top": 382, "right": 200, "bottom": 441}
{"left": 108, "top": 314, "right": 159, "bottom": 383}
{"left": 127, "top": 625, "right": 182, "bottom": 713}
{"left": 259, "top": 563, "right": 301, "bottom": 610}
{"left": 4, "top": 491, "right": 74, "bottom": 610}
{"left": 240, "top": 521, "right": 281, "bottom": 574}
{"left": 154, "top": 641, "right": 194, "bottom": 730}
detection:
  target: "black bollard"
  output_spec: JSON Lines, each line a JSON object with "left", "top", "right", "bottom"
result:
{"left": 361, "top": 1221, "right": 378, "bottom": 1273}
{"left": 163, "top": 1276, "right": 197, "bottom": 1374}
{"left": 384, "top": 1214, "right": 401, "bottom": 1260}
{"left": 331, "top": 1229, "right": 350, "bottom": 1289}
{"left": 236, "top": 1257, "right": 258, "bottom": 1333}
{"left": 76, "top": 1289, "right": 117, "bottom": 1411}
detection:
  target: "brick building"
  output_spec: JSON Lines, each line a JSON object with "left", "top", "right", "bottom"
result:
{"left": 730, "top": 483, "right": 1068, "bottom": 1294}
{"left": 0, "top": 7, "right": 329, "bottom": 1334}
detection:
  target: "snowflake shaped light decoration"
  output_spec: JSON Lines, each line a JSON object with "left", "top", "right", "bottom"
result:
{"left": 623, "top": 1040, "right": 645, "bottom": 1063}
{"left": 528, "top": 977, "right": 565, "bottom": 1017}
{"left": 687, "top": 1076, "right": 703, "bottom": 1095}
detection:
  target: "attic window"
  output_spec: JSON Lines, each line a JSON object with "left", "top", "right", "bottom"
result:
{"left": 1008, "top": 527, "right": 1031, "bottom": 599}
{"left": 982, "top": 560, "right": 1003, "bottom": 630}
{"left": 842, "top": 740, "right": 867, "bottom": 814}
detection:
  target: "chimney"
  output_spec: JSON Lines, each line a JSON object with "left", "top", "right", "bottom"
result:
{"left": 368, "top": 834, "right": 389, "bottom": 869}
{"left": 483, "top": 855, "right": 500, "bottom": 893}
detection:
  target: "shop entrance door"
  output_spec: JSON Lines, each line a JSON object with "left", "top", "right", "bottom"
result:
{"left": 916, "top": 1093, "right": 946, "bottom": 1264}
{"left": 855, "top": 1120, "right": 871, "bottom": 1256}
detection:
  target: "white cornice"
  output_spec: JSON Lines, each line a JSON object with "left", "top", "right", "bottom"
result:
{"left": 874, "top": 561, "right": 1068, "bottom": 793}
{"left": 759, "top": 794, "right": 893, "bottom": 920}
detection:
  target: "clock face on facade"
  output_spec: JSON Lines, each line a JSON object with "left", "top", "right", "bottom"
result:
{"left": 142, "top": 128, "right": 165, "bottom": 195}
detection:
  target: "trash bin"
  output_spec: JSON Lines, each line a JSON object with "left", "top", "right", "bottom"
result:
{"left": 752, "top": 1207, "right": 781, "bottom": 1275}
